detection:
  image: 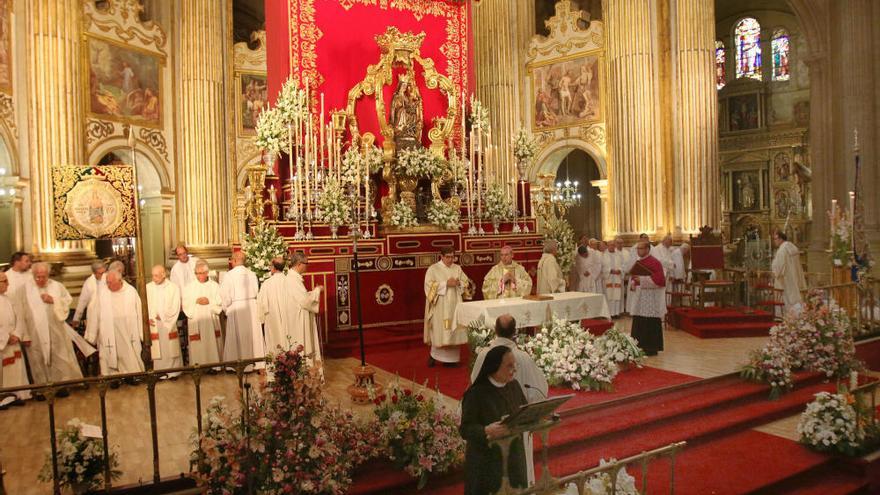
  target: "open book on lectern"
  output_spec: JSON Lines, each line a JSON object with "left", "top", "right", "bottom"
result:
{"left": 500, "top": 394, "right": 574, "bottom": 430}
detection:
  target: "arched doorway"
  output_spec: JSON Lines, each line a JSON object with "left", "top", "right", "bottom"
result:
{"left": 93, "top": 149, "right": 169, "bottom": 271}
{"left": 555, "top": 149, "right": 602, "bottom": 239}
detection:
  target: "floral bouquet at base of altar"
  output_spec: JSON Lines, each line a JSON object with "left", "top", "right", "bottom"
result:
{"left": 828, "top": 207, "right": 853, "bottom": 267}
{"left": 741, "top": 291, "right": 863, "bottom": 399}
{"left": 372, "top": 382, "right": 465, "bottom": 489}
{"left": 512, "top": 128, "right": 537, "bottom": 163}
{"left": 317, "top": 177, "right": 352, "bottom": 231}
{"left": 341, "top": 145, "right": 384, "bottom": 186}
{"left": 427, "top": 200, "right": 461, "bottom": 231}
{"left": 242, "top": 224, "right": 288, "bottom": 282}
{"left": 38, "top": 419, "right": 121, "bottom": 493}
{"left": 389, "top": 201, "right": 418, "bottom": 228}
{"left": 483, "top": 184, "right": 513, "bottom": 225}
{"left": 191, "top": 347, "right": 380, "bottom": 494}
{"left": 575, "top": 458, "right": 639, "bottom": 495}
{"left": 466, "top": 317, "right": 493, "bottom": 372}
{"left": 797, "top": 388, "right": 880, "bottom": 456}
{"left": 595, "top": 327, "right": 645, "bottom": 369}
{"left": 519, "top": 317, "right": 619, "bottom": 391}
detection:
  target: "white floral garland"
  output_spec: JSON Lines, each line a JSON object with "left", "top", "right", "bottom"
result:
{"left": 389, "top": 201, "right": 418, "bottom": 228}
{"left": 427, "top": 200, "right": 461, "bottom": 231}
{"left": 316, "top": 177, "right": 352, "bottom": 228}
{"left": 484, "top": 183, "right": 512, "bottom": 222}
{"left": 512, "top": 127, "right": 537, "bottom": 163}
{"left": 242, "top": 224, "right": 288, "bottom": 282}
{"left": 395, "top": 147, "right": 444, "bottom": 178}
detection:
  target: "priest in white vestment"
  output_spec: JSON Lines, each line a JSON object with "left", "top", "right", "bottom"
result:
{"left": 72, "top": 261, "right": 107, "bottom": 328}
{"left": 286, "top": 253, "right": 324, "bottom": 364}
{"left": 170, "top": 244, "right": 200, "bottom": 294}
{"left": 0, "top": 272, "right": 31, "bottom": 405}
{"left": 573, "top": 245, "right": 603, "bottom": 294}
{"left": 482, "top": 246, "right": 533, "bottom": 299}
{"left": 671, "top": 243, "right": 691, "bottom": 282}
{"left": 219, "top": 252, "right": 264, "bottom": 370}
{"left": 146, "top": 265, "right": 182, "bottom": 376}
{"left": 771, "top": 230, "right": 807, "bottom": 313}
{"left": 258, "top": 257, "right": 295, "bottom": 354}
{"left": 6, "top": 251, "right": 32, "bottom": 296}
{"left": 603, "top": 242, "right": 624, "bottom": 317}
{"left": 424, "top": 247, "right": 471, "bottom": 366}
{"left": 470, "top": 314, "right": 548, "bottom": 485}
{"left": 85, "top": 270, "right": 145, "bottom": 375}
{"left": 651, "top": 235, "right": 676, "bottom": 286}
{"left": 18, "top": 263, "right": 84, "bottom": 384}
{"left": 537, "top": 240, "right": 566, "bottom": 294}
{"left": 182, "top": 260, "right": 223, "bottom": 365}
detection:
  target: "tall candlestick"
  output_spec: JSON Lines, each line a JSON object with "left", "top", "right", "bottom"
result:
{"left": 320, "top": 93, "right": 325, "bottom": 168}
{"left": 849, "top": 191, "right": 855, "bottom": 251}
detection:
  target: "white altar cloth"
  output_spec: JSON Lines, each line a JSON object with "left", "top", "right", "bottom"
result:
{"left": 453, "top": 291, "right": 610, "bottom": 329}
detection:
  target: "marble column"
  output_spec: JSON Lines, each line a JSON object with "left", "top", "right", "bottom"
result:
{"left": 175, "top": 0, "right": 231, "bottom": 255}
{"left": 25, "top": 0, "right": 90, "bottom": 257}
{"left": 605, "top": 0, "right": 665, "bottom": 235}
{"left": 670, "top": 0, "right": 719, "bottom": 233}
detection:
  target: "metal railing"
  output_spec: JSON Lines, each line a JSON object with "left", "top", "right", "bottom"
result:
{"left": 0, "top": 358, "right": 265, "bottom": 495}
{"left": 805, "top": 277, "right": 880, "bottom": 336}
{"left": 852, "top": 379, "right": 878, "bottom": 438}
{"left": 513, "top": 441, "right": 687, "bottom": 495}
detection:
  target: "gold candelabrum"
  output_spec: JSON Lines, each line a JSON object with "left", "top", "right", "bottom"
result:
{"left": 535, "top": 173, "right": 572, "bottom": 222}
{"left": 245, "top": 162, "right": 269, "bottom": 228}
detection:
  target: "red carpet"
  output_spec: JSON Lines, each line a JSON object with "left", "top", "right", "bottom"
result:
{"left": 350, "top": 370, "right": 871, "bottom": 495}
{"left": 670, "top": 306, "right": 775, "bottom": 338}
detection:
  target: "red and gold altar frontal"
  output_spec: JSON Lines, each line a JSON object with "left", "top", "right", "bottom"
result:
{"left": 259, "top": 0, "right": 544, "bottom": 341}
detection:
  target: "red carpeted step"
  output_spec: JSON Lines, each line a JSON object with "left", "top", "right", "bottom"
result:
{"left": 680, "top": 322, "right": 776, "bottom": 339}
{"left": 747, "top": 462, "right": 869, "bottom": 495}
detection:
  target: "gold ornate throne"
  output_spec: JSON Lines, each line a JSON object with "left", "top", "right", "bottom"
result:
{"left": 344, "top": 26, "right": 459, "bottom": 220}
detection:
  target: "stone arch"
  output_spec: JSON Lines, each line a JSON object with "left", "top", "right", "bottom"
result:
{"left": 530, "top": 138, "right": 606, "bottom": 182}
{"left": 88, "top": 138, "right": 172, "bottom": 193}
{"left": 0, "top": 123, "right": 19, "bottom": 176}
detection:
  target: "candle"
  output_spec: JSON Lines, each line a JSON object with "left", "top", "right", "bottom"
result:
{"left": 320, "top": 93, "right": 325, "bottom": 167}
{"left": 849, "top": 191, "right": 856, "bottom": 250}
{"left": 365, "top": 170, "right": 371, "bottom": 223}
{"left": 830, "top": 198, "right": 837, "bottom": 250}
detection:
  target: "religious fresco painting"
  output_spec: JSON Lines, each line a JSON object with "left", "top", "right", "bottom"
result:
{"left": 728, "top": 93, "right": 760, "bottom": 132}
{"left": 532, "top": 53, "right": 602, "bottom": 130}
{"left": 86, "top": 36, "right": 163, "bottom": 126}
{"left": 0, "top": 0, "right": 11, "bottom": 92}
{"left": 237, "top": 72, "right": 267, "bottom": 135}
{"left": 732, "top": 171, "right": 760, "bottom": 211}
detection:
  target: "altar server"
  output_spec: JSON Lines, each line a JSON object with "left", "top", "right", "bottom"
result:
{"left": 170, "top": 243, "right": 200, "bottom": 294}
{"left": 771, "top": 230, "right": 807, "bottom": 313}
{"left": 19, "top": 263, "right": 84, "bottom": 384}
{"left": 258, "top": 257, "right": 294, "bottom": 353}
{"left": 603, "top": 241, "right": 625, "bottom": 317}
{"left": 287, "top": 254, "right": 323, "bottom": 364}
{"left": 537, "top": 240, "right": 566, "bottom": 294}
{"left": 72, "top": 261, "right": 107, "bottom": 328}
{"left": 629, "top": 242, "right": 667, "bottom": 355}
{"left": 672, "top": 243, "right": 691, "bottom": 282}
{"left": 424, "top": 247, "right": 471, "bottom": 367}
{"left": 573, "top": 245, "right": 603, "bottom": 294}
{"left": 482, "top": 246, "right": 532, "bottom": 299}
{"left": 85, "top": 270, "right": 145, "bottom": 375}
{"left": 182, "top": 260, "right": 223, "bottom": 365}
{"left": 6, "top": 251, "right": 32, "bottom": 295}
{"left": 146, "top": 265, "right": 182, "bottom": 376}
{"left": 0, "top": 272, "right": 31, "bottom": 405}
{"left": 469, "top": 314, "right": 547, "bottom": 485}
{"left": 220, "top": 252, "right": 264, "bottom": 369}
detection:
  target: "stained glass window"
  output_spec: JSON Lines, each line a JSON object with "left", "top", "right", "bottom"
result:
{"left": 735, "top": 17, "right": 762, "bottom": 80}
{"left": 771, "top": 28, "right": 790, "bottom": 81}
{"left": 715, "top": 40, "right": 726, "bottom": 90}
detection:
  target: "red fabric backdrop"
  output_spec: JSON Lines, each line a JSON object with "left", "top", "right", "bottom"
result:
{"left": 265, "top": 0, "right": 472, "bottom": 148}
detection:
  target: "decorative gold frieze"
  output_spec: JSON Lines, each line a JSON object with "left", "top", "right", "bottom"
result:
{"left": 137, "top": 127, "right": 168, "bottom": 162}
{"left": 84, "top": 0, "right": 167, "bottom": 52}
{"left": 0, "top": 93, "right": 16, "bottom": 138}
{"left": 86, "top": 119, "right": 115, "bottom": 145}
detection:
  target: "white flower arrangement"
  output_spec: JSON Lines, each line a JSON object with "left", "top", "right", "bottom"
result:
{"left": 484, "top": 183, "right": 513, "bottom": 222}
{"left": 242, "top": 224, "right": 288, "bottom": 282}
{"left": 38, "top": 418, "right": 121, "bottom": 492}
{"left": 797, "top": 391, "right": 866, "bottom": 455}
{"left": 469, "top": 95, "right": 490, "bottom": 133}
{"left": 466, "top": 317, "right": 494, "bottom": 372}
{"left": 394, "top": 146, "right": 444, "bottom": 178}
{"left": 828, "top": 207, "right": 852, "bottom": 267}
{"left": 254, "top": 106, "right": 289, "bottom": 156}
{"left": 595, "top": 327, "right": 645, "bottom": 367}
{"left": 388, "top": 201, "right": 418, "bottom": 228}
{"left": 316, "top": 177, "right": 352, "bottom": 229}
{"left": 512, "top": 127, "right": 538, "bottom": 163}
{"left": 275, "top": 78, "right": 309, "bottom": 123}
{"left": 543, "top": 216, "right": 577, "bottom": 274}
{"left": 427, "top": 200, "right": 461, "bottom": 231}
{"left": 581, "top": 459, "right": 639, "bottom": 495}
{"left": 446, "top": 154, "right": 468, "bottom": 188}
{"left": 341, "top": 145, "right": 385, "bottom": 186}
{"left": 519, "top": 317, "right": 619, "bottom": 391}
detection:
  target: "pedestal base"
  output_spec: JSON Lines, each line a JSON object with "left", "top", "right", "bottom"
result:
{"left": 348, "top": 365, "right": 383, "bottom": 404}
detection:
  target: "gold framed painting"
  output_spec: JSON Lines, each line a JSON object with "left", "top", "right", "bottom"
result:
{"left": 235, "top": 71, "right": 268, "bottom": 136}
{"left": 84, "top": 34, "right": 165, "bottom": 128}
{"left": 529, "top": 50, "right": 604, "bottom": 132}
{"left": 52, "top": 165, "right": 137, "bottom": 240}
